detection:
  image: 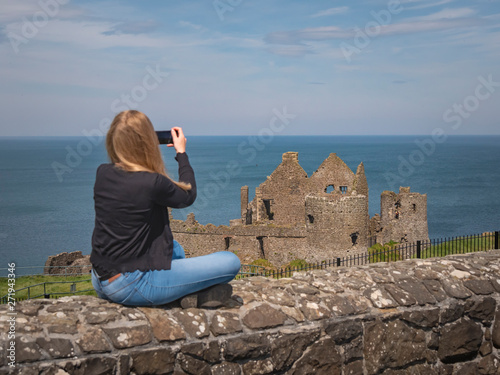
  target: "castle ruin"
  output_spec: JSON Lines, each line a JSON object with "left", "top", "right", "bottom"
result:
{"left": 171, "top": 152, "right": 428, "bottom": 266}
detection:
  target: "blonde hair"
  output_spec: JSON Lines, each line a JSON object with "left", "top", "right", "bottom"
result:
{"left": 106, "top": 110, "right": 191, "bottom": 190}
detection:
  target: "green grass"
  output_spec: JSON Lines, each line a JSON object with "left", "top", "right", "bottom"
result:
{"left": 368, "top": 240, "right": 401, "bottom": 263}
{"left": 0, "top": 274, "right": 96, "bottom": 302}
{"left": 418, "top": 235, "right": 495, "bottom": 259}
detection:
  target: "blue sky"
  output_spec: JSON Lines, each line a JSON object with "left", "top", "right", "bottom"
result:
{"left": 1, "top": 0, "right": 499, "bottom": 136}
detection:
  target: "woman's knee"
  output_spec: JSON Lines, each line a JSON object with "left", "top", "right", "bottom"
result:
{"left": 220, "top": 251, "right": 241, "bottom": 274}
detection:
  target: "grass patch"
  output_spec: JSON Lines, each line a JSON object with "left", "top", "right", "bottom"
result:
{"left": 368, "top": 240, "right": 401, "bottom": 263}
{"left": 418, "top": 235, "right": 495, "bottom": 259}
{"left": 0, "top": 274, "right": 96, "bottom": 302}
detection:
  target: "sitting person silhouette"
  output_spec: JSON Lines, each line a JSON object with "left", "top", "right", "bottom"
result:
{"left": 90, "top": 110, "right": 240, "bottom": 307}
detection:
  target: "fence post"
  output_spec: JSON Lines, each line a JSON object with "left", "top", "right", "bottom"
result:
{"left": 416, "top": 240, "right": 421, "bottom": 259}
{"left": 495, "top": 231, "right": 499, "bottom": 250}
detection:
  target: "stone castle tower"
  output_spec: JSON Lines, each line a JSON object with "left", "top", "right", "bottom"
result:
{"left": 172, "top": 152, "right": 429, "bottom": 266}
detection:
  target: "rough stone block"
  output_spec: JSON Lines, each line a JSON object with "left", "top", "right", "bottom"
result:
{"left": 288, "top": 338, "right": 341, "bottom": 375}
{"left": 35, "top": 337, "right": 75, "bottom": 359}
{"left": 223, "top": 333, "right": 270, "bottom": 361}
{"left": 438, "top": 318, "right": 483, "bottom": 363}
{"left": 466, "top": 297, "right": 496, "bottom": 323}
{"left": 464, "top": 279, "right": 495, "bottom": 295}
{"left": 130, "top": 348, "right": 176, "bottom": 375}
{"left": 76, "top": 327, "right": 112, "bottom": 353}
{"left": 181, "top": 341, "right": 221, "bottom": 363}
{"left": 82, "top": 306, "right": 121, "bottom": 324}
{"left": 172, "top": 309, "right": 209, "bottom": 339}
{"left": 242, "top": 303, "right": 287, "bottom": 329}
{"left": 270, "top": 328, "right": 321, "bottom": 371}
{"left": 324, "top": 319, "right": 363, "bottom": 344}
{"left": 60, "top": 357, "right": 117, "bottom": 375}
{"left": 422, "top": 279, "right": 448, "bottom": 302}
{"left": 401, "top": 308, "right": 440, "bottom": 328}
{"left": 441, "top": 279, "right": 472, "bottom": 300}
{"left": 210, "top": 362, "right": 241, "bottom": 375}
{"left": 384, "top": 284, "right": 418, "bottom": 306}
{"left": 139, "top": 307, "right": 186, "bottom": 342}
{"left": 364, "top": 318, "right": 426, "bottom": 374}
{"left": 492, "top": 308, "right": 500, "bottom": 348}
{"left": 396, "top": 278, "right": 436, "bottom": 305}
{"left": 363, "top": 286, "right": 398, "bottom": 309}
{"left": 102, "top": 323, "right": 152, "bottom": 349}
{"left": 210, "top": 311, "right": 242, "bottom": 336}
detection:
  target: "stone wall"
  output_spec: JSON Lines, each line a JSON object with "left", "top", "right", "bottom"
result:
{"left": 2, "top": 251, "right": 500, "bottom": 374}
{"left": 379, "top": 187, "right": 429, "bottom": 245}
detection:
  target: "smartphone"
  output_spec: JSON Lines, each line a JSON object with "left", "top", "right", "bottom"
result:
{"left": 155, "top": 130, "right": 173, "bottom": 145}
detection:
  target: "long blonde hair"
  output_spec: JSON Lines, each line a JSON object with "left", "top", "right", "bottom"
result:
{"left": 106, "top": 110, "right": 191, "bottom": 190}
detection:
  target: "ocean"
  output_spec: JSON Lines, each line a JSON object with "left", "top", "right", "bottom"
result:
{"left": 1, "top": 135, "right": 499, "bottom": 274}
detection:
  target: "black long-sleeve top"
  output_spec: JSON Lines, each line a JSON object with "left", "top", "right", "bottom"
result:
{"left": 90, "top": 152, "right": 196, "bottom": 276}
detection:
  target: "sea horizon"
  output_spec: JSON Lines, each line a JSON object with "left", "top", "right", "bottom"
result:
{"left": 1, "top": 135, "right": 499, "bottom": 273}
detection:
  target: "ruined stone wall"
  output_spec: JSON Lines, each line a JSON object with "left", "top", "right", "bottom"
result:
{"left": 249, "top": 152, "right": 312, "bottom": 226}
{"left": 379, "top": 187, "right": 429, "bottom": 245}
{"left": 3, "top": 251, "right": 500, "bottom": 374}
{"left": 305, "top": 193, "right": 369, "bottom": 261}
{"left": 170, "top": 218, "right": 308, "bottom": 266}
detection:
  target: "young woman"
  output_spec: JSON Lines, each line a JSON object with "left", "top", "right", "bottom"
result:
{"left": 90, "top": 110, "right": 241, "bottom": 307}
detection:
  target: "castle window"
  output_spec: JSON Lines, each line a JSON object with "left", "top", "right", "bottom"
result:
{"left": 412, "top": 204, "right": 416, "bottom": 211}
{"left": 325, "top": 185, "right": 334, "bottom": 194}
{"left": 350, "top": 232, "right": 358, "bottom": 246}
{"left": 257, "top": 236, "right": 265, "bottom": 258}
{"left": 307, "top": 214, "right": 314, "bottom": 224}
{"left": 224, "top": 237, "right": 231, "bottom": 250}
{"left": 263, "top": 199, "right": 274, "bottom": 220}
{"left": 340, "top": 186, "right": 348, "bottom": 194}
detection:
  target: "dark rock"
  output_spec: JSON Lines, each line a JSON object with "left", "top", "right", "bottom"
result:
{"left": 492, "top": 308, "right": 500, "bottom": 348}
{"left": 363, "top": 286, "right": 398, "bottom": 309}
{"left": 270, "top": 328, "right": 321, "bottom": 371}
{"left": 401, "top": 308, "right": 440, "bottom": 328}
{"left": 479, "top": 341, "right": 492, "bottom": 357}
{"left": 298, "top": 298, "right": 331, "bottom": 320}
{"left": 139, "top": 307, "right": 186, "bottom": 342}
{"left": 477, "top": 355, "right": 499, "bottom": 375}
{"left": 210, "top": 362, "right": 241, "bottom": 375}
{"left": 102, "top": 323, "right": 152, "bottom": 349}
{"left": 441, "top": 279, "right": 472, "bottom": 299}
{"left": 38, "top": 310, "right": 79, "bottom": 334}
{"left": 288, "top": 338, "right": 341, "bottom": 375}
{"left": 438, "top": 318, "right": 483, "bottom": 363}
{"left": 422, "top": 279, "right": 448, "bottom": 302}
{"left": 76, "top": 327, "right": 112, "bottom": 353}
{"left": 14, "top": 338, "right": 43, "bottom": 363}
{"left": 44, "top": 251, "right": 84, "bottom": 275}
{"left": 242, "top": 303, "right": 287, "bottom": 329}
{"left": 289, "top": 282, "right": 320, "bottom": 295}
{"left": 178, "top": 353, "right": 211, "bottom": 375}
{"left": 453, "top": 362, "right": 478, "bottom": 375}
{"left": 464, "top": 279, "right": 495, "bottom": 295}
{"left": 181, "top": 341, "right": 221, "bottom": 363}
{"left": 344, "top": 360, "right": 364, "bottom": 375}
{"left": 129, "top": 348, "right": 175, "bottom": 375}
{"left": 261, "top": 287, "right": 295, "bottom": 306}
{"left": 172, "top": 309, "right": 209, "bottom": 339}
{"left": 210, "top": 311, "right": 242, "bottom": 336}
{"left": 82, "top": 306, "right": 121, "bottom": 324}
{"left": 223, "top": 333, "right": 270, "bottom": 361}
{"left": 364, "top": 318, "right": 426, "bottom": 374}
{"left": 385, "top": 284, "right": 418, "bottom": 306}
{"left": 467, "top": 297, "right": 496, "bottom": 323}
{"left": 396, "top": 278, "right": 436, "bottom": 305}
{"left": 241, "top": 359, "right": 274, "bottom": 375}
{"left": 61, "top": 357, "right": 117, "bottom": 375}
{"left": 36, "top": 338, "right": 75, "bottom": 359}
{"left": 323, "top": 294, "right": 357, "bottom": 316}
{"left": 441, "top": 300, "right": 465, "bottom": 324}
{"left": 324, "top": 319, "right": 363, "bottom": 344}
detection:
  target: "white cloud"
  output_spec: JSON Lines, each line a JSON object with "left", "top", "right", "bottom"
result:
{"left": 310, "top": 7, "right": 349, "bottom": 18}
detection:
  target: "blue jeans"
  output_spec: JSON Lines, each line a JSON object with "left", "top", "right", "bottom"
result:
{"left": 91, "top": 241, "right": 241, "bottom": 306}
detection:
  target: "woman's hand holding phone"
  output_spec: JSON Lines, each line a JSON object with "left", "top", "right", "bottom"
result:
{"left": 169, "top": 127, "right": 186, "bottom": 154}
